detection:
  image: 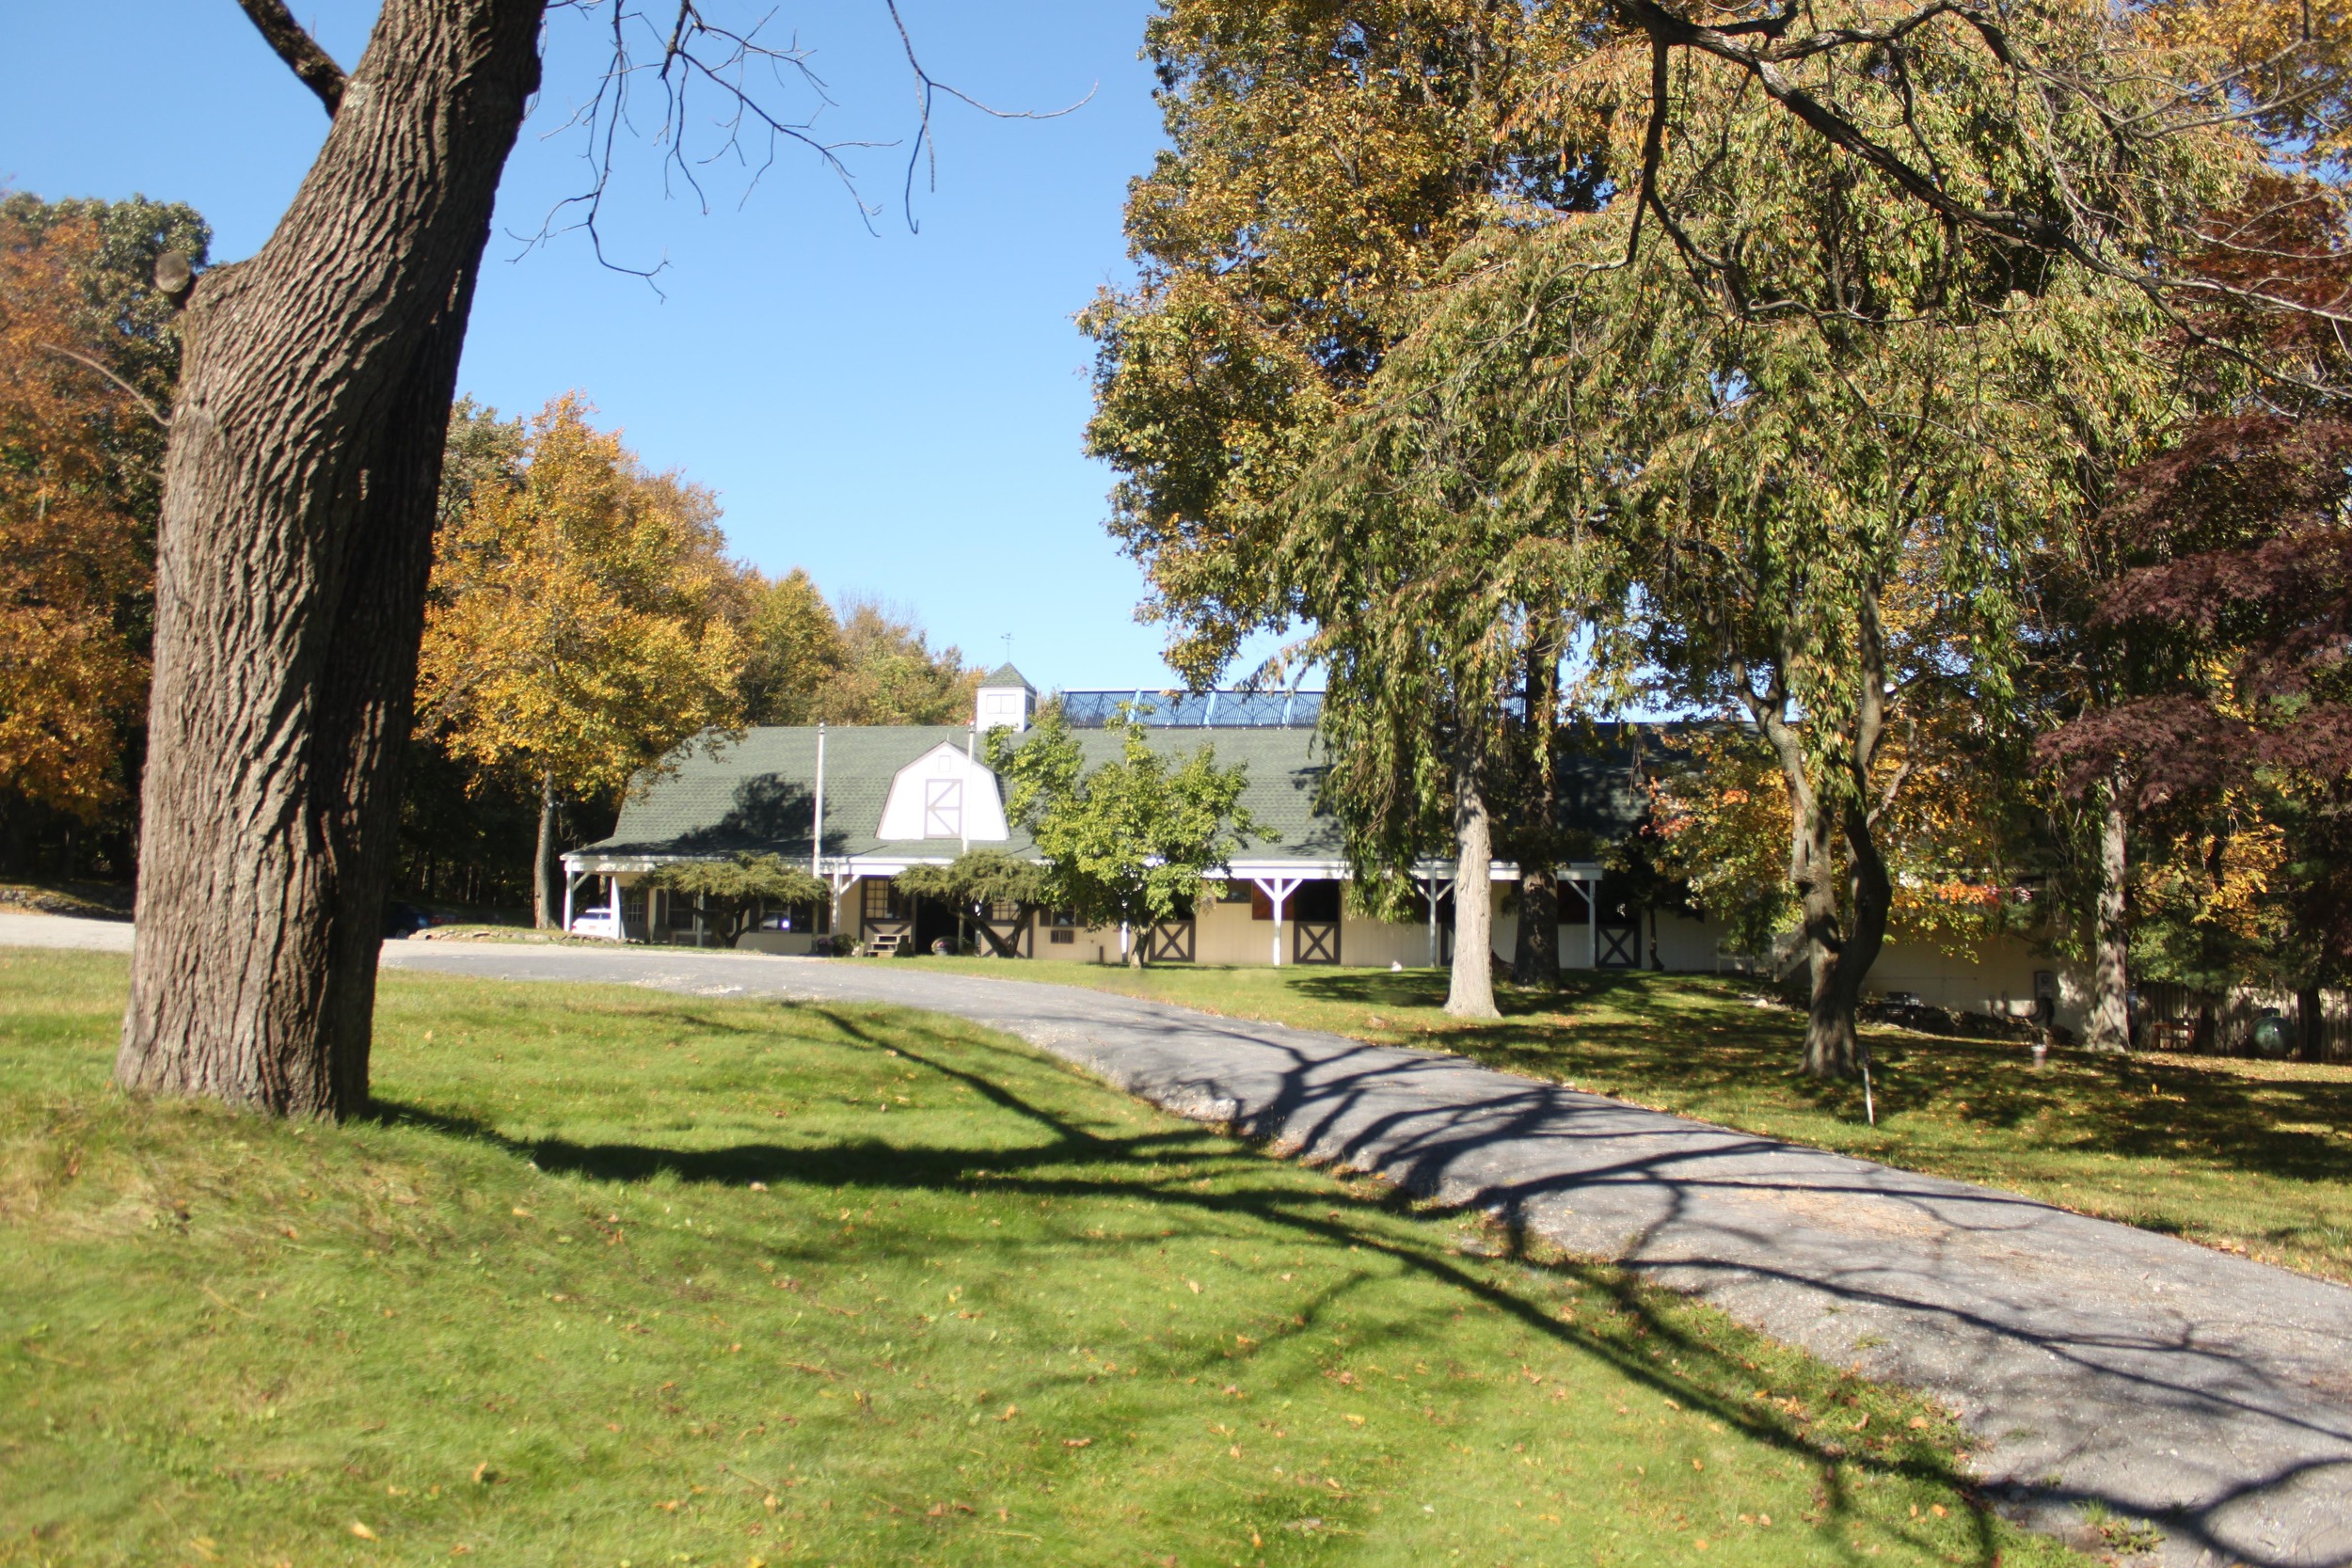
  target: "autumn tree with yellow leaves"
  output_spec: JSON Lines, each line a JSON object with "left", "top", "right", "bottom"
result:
{"left": 0, "top": 197, "right": 208, "bottom": 874}
{"left": 736, "top": 578, "right": 980, "bottom": 728}
{"left": 0, "top": 214, "right": 149, "bottom": 837}
{"left": 417, "top": 396, "right": 744, "bottom": 927}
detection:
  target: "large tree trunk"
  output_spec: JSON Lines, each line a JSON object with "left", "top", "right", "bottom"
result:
{"left": 1510, "top": 626, "right": 1563, "bottom": 991}
{"left": 1784, "top": 797, "right": 1854, "bottom": 1078}
{"left": 1446, "top": 736, "right": 1500, "bottom": 1020}
{"left": 1763, "top": 709, "right": 1886, "bottom": 1080}
{"left": 1815, "top": 801, "right": 1893, "bottom": 1076}
{"left": 2084, "top": 784, "right": 2132, "bottom": 1053}
{"left": 2296, "top": 984, "right": 2328, "bottom": 1062}
{"left": 1767, "top": 587, "right": 1900, "bottom": 1083}
{"left": 1512, "top": 868, "right": 1561, "bottom": 990}
{"left": 116, "top": 0, "right": 545, "bottom": 1118}
{"left": 1754, "top": 687, "right": 1864, "bottom": 1080}
{"left": 532, "top": 772, "right": 559, "bottom": 929}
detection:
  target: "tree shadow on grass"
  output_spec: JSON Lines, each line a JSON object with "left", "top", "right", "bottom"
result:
{"left": 373, "top": 1009, "right": 2036, "bottom": 1568}
{"left": 1285, "top": 968, "right": 2352, "bottom": 1191}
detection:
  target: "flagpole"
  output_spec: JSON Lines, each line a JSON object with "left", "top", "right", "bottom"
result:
{"left": 813, "top": 721, "right": 836, "bottom": 940}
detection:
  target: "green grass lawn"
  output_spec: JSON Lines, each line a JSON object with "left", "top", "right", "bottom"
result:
{"left": 887, "top": 958, "right": 2352, "bottom": 1286}
{"left": 0, "top": 948, "right": 2083, "bottom": 1568}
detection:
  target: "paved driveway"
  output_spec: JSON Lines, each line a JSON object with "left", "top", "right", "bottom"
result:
{"left": 0, "top": 911, "right": 131, "bottom": 950}
{"left": 12, "top": 920, "right": 2348, "bottom": 1566}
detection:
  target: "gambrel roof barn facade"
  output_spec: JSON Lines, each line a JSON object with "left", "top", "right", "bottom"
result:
{"left": 563, "top": 669, "right": 2078, "bottom": 1025}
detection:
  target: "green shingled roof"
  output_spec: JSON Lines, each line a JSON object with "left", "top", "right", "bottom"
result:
{"left": 576, "top": 720, "right": 1681, "bottom": 869}
{"left": 580, "top": 724, "right": 1343, "bottom": 865}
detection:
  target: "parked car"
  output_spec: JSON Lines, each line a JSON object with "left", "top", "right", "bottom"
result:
{"left": 384, "top": 901, "right": 435, "bottom": 940}
{"left": 568, "top": 909, "right": 623, "bottom": 941}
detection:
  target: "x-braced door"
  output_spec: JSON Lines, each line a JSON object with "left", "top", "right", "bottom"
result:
{"left": 1145, "top": 919, "right": 1195, "bottom": 963}
{"left": 1293, "top": 921, "right": 1341, "bottom": 965}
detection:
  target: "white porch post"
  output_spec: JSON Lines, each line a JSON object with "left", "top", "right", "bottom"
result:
{"left": 562, "top": 869, "right": 579, "bottom": 933}
{"left": 1417, "top": 869, "right": 1455, "bottom": 970}
{"left": 829, "top": 867, "right": 855, "bottom": 939}
{"left": 1585, "top": 879, "right": 1598, "bottom": 969}
{"left": 1251, "top": 876, "right": 1303, "bottom": 967}
{"left": 608, "top": 874, "right": 623, "bottom": 938}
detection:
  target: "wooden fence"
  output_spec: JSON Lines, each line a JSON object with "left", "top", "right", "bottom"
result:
{"left": 2135, "top": 982, "right": 2352, "bottom": 1060}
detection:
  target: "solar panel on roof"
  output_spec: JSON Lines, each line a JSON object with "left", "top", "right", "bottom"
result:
{"left": 1055, "top": 690, "right": 1325, "bottom": 729}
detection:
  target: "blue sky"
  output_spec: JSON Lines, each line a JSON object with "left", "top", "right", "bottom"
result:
{"left": 0, "top": 1, "right": 1240, "bottom": 695}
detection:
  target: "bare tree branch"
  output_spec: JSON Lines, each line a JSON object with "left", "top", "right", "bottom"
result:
{"left": 35, "top": 341, "right": 171, "bottom": 430}
{"left": 231, "top": 0, "right": 346, "bottom": 117}
{"left": 522, "top": 0, "right": 884, "bottom": 289}
{"left": 521, "top": 2, "right": 1089, "bottom": 282}
{"left": 883, "top": 0, "right": 1095, "bottom": 233}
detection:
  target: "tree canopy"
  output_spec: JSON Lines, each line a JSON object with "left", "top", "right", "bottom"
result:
{"left": 1094, "top": 0, "right": 2272, "bottom": 1068}
{"left": 0, "top": 195, "right": 208, "bottom": 850}
{"left": 894, "top": 849, "right": 1050, "bottom": 912}
{"left": 736, "top": 579, "right": 979, "bottom": 727}
{"left": 416, "top": 395, "right": 745, "bottom": 922}
{"left": 990, "top": 706, "right": 1264, "bottom": 966}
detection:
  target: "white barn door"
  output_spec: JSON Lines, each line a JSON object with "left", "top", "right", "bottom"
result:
{"left": 924, "top": 779, "right": 963, "bottom": 839}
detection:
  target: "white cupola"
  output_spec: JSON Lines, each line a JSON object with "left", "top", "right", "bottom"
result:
{"left": 976, "top": 663, "right": 1035, "bottom": 733}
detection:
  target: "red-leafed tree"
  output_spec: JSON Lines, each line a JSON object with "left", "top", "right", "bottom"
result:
{"left": 2038, "top": 413, "right": 2352, "bottom": 1054}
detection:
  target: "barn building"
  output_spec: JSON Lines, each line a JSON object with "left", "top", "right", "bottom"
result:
{"left": 561, "top": 666, "right": 2074, "bottom": 1029}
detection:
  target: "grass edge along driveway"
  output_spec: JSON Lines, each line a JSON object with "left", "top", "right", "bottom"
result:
{"left": 0, "top": 948, "right": 2090, "bottom": 1567}
{"left": 879, "top": 957, "right": 2352, "bottom": 1289}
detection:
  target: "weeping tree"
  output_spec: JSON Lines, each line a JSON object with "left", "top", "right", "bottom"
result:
{"left": 1646, "top": 310, "right": 2176, "bottom": 1076}
{"left": 111, "top": 0, "right": 1036, "bottom": 1117}
{"left": 1085, "top": 0, "right": 2290, "bottom": 1034}
{"left": 1636, "top": 339, "right": 2032, "bottom": 1080}
{"left": 895, "top": 849, "right": 1050, "bottom": 957}
{"left": 1284, "top": 293, "right": 1630, "bottom": 1019}
{"left": 1290, "top": 23, "right": 2204, "bottom": 1069}
{"left": 650, "top": 853, "right": 829, "bottom": 947}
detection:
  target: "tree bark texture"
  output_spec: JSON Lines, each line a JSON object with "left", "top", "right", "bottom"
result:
{"left": 116, "top": 0, "right": 546, "bottom": 1118}
{"left": 1512, "top": 868, "right": 1561, "bottom": 989}
{"left": 1826, "top": 800, "right": 1893, "bottom": 1067}
{"left": 1784, "top": 795, "right": 1856, "bottom": 1077}
{"left": 1446, "top": 735, "right": 1501, "bottom": 1020}
{"left": 2296, "top": 984, "right": 2328, "bottom": 1062}
{"left": 2084, "top": 784, "right": 2132, "bottom": 1053}
{"left": 532, "top": 772, "right": 559, "bottom": 929}
{"left": 1510, "top": 629, "right": 1562, "bottom": 990}
{"left": 1744, "top": 592, "right": 1903, "bottom": 1081}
